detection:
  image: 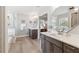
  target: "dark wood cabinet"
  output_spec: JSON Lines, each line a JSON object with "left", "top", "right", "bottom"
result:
{"left": 45, "top": 36, "right": 62, "bottom": 49}
{"left": 45, "top": 36, "right": 62, "bottom": 53}
{"left": 53, "top": 44, "right": 62, "bottom": 53}
{"left": 40, "top": 34, "right": 79, "bottom": 53}
{"left": 40, "top": 34, "right": 46, "bottom": 52}
{"left": 40, "top": 34, "right": 62, "bottom": 53}
{"left": 45, "top": 40, "right": 62, "bottom": 53}
{"left": 63, "top": 43, "right": 79, "bottom": 53}
{"left": 45, "top": 40, "right": 54, "bottom": 53}
{"left": 29, "top": 29, "right": 38, "bottom": 39}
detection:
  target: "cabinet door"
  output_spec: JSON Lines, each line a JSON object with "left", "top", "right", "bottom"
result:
{"left": 63, "top": 43, "right": 77, "bottom": 53}
{"left": 40, "top": 34, "right": 46, "bottom": 53}
{"left": 53, "top": 44, "right": 62, "bottom": 53}
{"left": 45, "top": 40, "right": 54, "bottom": 53}
{"left": 41, "top": 38, "right": 46, "bottom": 52}
{"left": 40, "top": 34, "right": 44, "bottom": 50}
{"left": 45, "top": 40, "right": 62, "bottom": 53}
{"left": 32, "top": 30, "right": 38, "bottom": 39}
{"left": 45, "top": 36, "right": 62, "bottom": 53}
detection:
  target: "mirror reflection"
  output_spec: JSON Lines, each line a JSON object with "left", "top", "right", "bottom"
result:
{"left": 39, "top": 13, "right": 48, "bottom": 32}
{"left": 50, "top": 6, "right": 79, "bottom": 33}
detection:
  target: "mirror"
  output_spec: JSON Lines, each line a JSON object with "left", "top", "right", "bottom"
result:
{"left": 51, "top": 6, "right": 79, "bottom": 33}
{"left": 57, "top": 13, "right": 70, "bottom": 32}
{"left": 39, "top": 13, "right": 48, "bottom": 32}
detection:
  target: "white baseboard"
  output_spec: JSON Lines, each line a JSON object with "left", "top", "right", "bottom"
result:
{"left": 15, "top": 35, "right": 29, "bottom": 38}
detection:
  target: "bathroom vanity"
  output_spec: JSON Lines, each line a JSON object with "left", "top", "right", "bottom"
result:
{"left": 40, "top": 32, "right": 79, "bottom": 53}
{"left": 29, "top": 28, "right": 38, "bottom": 39}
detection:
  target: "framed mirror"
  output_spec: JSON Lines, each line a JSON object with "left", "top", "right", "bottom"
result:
{"left": 39, "top": 13, "right": 48, "bottom": 32}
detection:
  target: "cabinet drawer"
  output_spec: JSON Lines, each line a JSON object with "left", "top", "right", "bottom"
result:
{"left": 45, "top": 36, "right": 62, "bottom": 48}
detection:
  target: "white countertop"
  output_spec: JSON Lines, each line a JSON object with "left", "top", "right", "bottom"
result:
{"left": 41, "top": 32, "right": 79, "bottom": 48}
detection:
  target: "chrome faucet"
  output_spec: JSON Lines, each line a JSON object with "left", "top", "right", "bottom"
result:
{"left": 55, "top": 27, "right": 65, "bottom": 35}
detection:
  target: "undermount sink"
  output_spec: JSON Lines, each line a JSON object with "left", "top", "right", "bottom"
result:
{"left": 49, "top": 33, "right": 57, "bottom": 36}
{"left": 49, "top": 32, "right": 63, "bottom": 38}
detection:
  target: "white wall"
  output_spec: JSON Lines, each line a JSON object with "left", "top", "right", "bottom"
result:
{"left": 69, "top": 25, "right": 79, "bottom": 34}
{"left": 0, "top": 7, "right": 3, "bottom": 52}
{"left": 15, "top": 13, "right": 29, "bottom": 36}
{"left": 47, "top": 7, "right": 57, "bottom": 31}
{"left": 0, "top": 6, "right": 7, "bottom": 53}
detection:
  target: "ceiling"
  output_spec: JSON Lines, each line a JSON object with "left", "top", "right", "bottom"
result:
{"left": 52, "top": 6, "right": 79, "bottom": 16}
{"left": 7, "top": 6, "right": 78, "bottom": 16}
{"left": 7, "top": 6, "right": 51, "bottom": 15}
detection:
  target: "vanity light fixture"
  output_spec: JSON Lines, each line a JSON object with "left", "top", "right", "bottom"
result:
{"left": 69, "top": 6, "right": 74, "bottom": 10}
{"left": 69, "top": 7, "right": 79, "bottom": 12}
